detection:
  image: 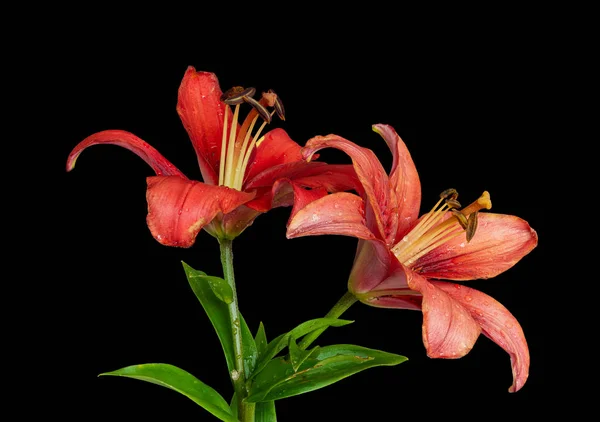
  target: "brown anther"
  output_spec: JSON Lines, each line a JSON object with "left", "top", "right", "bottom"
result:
{"left": 243, "top": 95, "right": 272, "bottom": 123}
{"left": 451, "top": 210, "right": 468, "bottom": 229}
{"left": 221, "top": 86, "right": 256, "bottom": 105}
{"left": 445, "top": 198, "right": 461, "bottom": 209}
{"left": 440, "top": 188, "right": 458, "bottom": 200}
{"left": 268, "top": 89, "right": 286, "bottom": 121}
{"left": 466, "top": 211, "right": 479, "bottom": 242}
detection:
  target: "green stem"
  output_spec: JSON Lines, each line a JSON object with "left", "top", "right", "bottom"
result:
{"left": 298, "top": 291, "right": 358, "bottom": 350}
{"left": 219, "top": 239, "right": 255, "bottom": 422}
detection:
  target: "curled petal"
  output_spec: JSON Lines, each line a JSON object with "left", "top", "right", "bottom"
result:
{"left": 286, "top": 192, "right": 376, "bottom": 240}
{"left": 271, "top": 179, "right": 328, "bottom": 223}
{"left": 408, "top": 272, "right": 481, "bottom": 359}
{"left": 146, "top": 176, "right": 254, "bottom": 247}
{"left": 434, "top": 282, "right": 529, "bottom": 392}
{"left": 372, "top": 124, "right": 421, "bottom": 240}
{"left": 66, "top": 130, "right": 185, "bottom": 177}
{"left": 302, "top": 134, "right": 397, "bottom": 244}
{"left": 243, "top": 128, "right": 303, "bottom": 184}
{"left": 177, "top": 67, "right": 228, "bottom": 185}
{"left": 349, "top": 239, "right": 395, "bottom": 294}
{"left": 364, "top": 295, "right": 422, "bottom": 311}
{"left": 416, "top": 213, "right": 538, "bottom": 281}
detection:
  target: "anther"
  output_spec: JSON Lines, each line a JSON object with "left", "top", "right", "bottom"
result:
{"left": 243, "top": 95, "right": 272, "bottom": 123}
{"left": 268, "top": 89, "right": 286, "bottom": 121}
{"left": 445, "top": 198, "right": 461, "bottom": 209}
{"left": 451, "top": 210, "right": 468, "bottom": 229}
{"left": 466, "top": 212, "right": 479, "bottom": 242}
{"left": 221, "top": 86, "right": 256, "bottom": 105}
{"left": 440, "top": 188, "right": 458, "bottom": 200}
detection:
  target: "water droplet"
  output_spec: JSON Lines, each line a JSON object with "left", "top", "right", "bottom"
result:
{"left": 465, "top": 295, "right": 473, "bottom": 302}
{"left": 178, "top": 209, "right": 183, "bottom": 215}
{"left": 311, "top": 213, "right": 319, "bottom": 222}
{"left": 459, "top": 242, "right": 466, "bottom": 247}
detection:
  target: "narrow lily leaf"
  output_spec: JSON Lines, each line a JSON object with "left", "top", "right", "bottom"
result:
{"left": 256, "top": 400, "right": 277, "bottom": 422}
{"left": 198, "top": 275, "right": 233, "bottom": 304}
{"left": 183, "top": 262, "right": 235, "bottom": 374}
{"left": 288, "top": 338, "right": 320, "bottom": 372}
{"left": 247, "top": 345, "right": 407, "bottom": 402}
{"left": 230, "top": 393, "right": 277, "bottom": 422}
{"left": 240, "top": 314, "right": 258, "bottom": 378}
{"left": 100, "top": 363, "right": 236, "bottom": 422}
{"left": 252, "top": 318, "right": 353, "bottom": 378}
{"left": 183, "top": 261, "right": 257, "bottom": 378}
{"left": 255, "top": 322, "right": 268, "bottom": 360}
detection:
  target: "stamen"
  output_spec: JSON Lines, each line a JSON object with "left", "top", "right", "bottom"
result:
{"left": 218, "top": 106, "right": 229, "bottom": 185}
{"left": 224, "top": 104, "right": 241, "bottom": 187}
{"left": 221, "top": 86, "right": 256, "bottom": 105}
{"left": 440, "top": 188, "right": 458, "bottom": 200}
{"left": 451, "top": 210, "right": 468, "bottom": 229}
{"left": 232, "top": 114, "right": 261, "bottom": 189}
{"left": 466, "top": 212, "right": 479, "bottom": 242}
{"left": 236, "top": 112, "right": 275, "bottom": 189}
{"left": 268, "top": 89, "right": 286, "bottom": 120}
{"left": 445, "top": 198, "right": 461, "bottom": 209}
{"left": 243, "top": 96, "right": 271, "bottom": 123}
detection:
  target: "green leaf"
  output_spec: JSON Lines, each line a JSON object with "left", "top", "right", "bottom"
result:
{"left": 246, "top": 345, "right": 407, "bottom": 402}
{"left": 255, "top": 322, "right": 268, "bottom": 360}
{"left": 183, "top": 262, "right": 235, "bottom": 374}
{"left": 202, "top": 275, "right": 234, "bottom": 304}
{"left": 100, "top": 363, "right": 237, "bottom": 422}
{"left": 240, "top": 314, "right": 258, "bottom": 378}
{"left": 252, "top": 318, "right": 353, "bottom": 378}
{"left": 288, "top": 337, "right": 320, "bottom": 372}
{"left": 256, "top": 400, "right": 277, "bottom": 422}
{"left": 183, "top": 261, "right": 257, "bottom": 378}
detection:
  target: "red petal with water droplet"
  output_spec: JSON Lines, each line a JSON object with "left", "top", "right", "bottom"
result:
{"left": 434, "top": 282, "right": 530, "bottom": 392}
{"left": 408, "top": 271, "right": 481, "bottom": 359}
{"left": 302, "top": 134, "right": 397, "bottom": 244}
{"left": 286, "top": 192, "right": 376, "bottom": 241}
{"left": 176, "top": 67, "right": 229, "bottom": 185}
{"left": 146, "top": 176, "right": 254, "bottom": 247}
{"left": 66, "top": 130, "right": 185, "bottom": 177}
{"left": 270, "top": 178, "right": 328, "bottom": 223}
{"left": 372, "top": 124, "right": 421, "bottom": 240}
{"left": 415, "top": 213, "right": 538, "bottom": 280}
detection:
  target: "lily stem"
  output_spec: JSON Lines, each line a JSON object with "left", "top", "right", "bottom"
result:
{"left": 219, "top": 239, "right": 255, "bottom": 422}
{"left": 298, "top": 291, "right": 358, "bottom": 350}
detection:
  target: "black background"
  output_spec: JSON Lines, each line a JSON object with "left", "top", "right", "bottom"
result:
{"left": 46, "top": 18, "right": 552, "bottom": 420}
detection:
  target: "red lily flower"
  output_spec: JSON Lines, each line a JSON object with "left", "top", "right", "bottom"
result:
{"left": 285, "top": 124, "right": 538, "bottom": 392}
{"left": 66, "top": 67, "right": 356, "bottom": 246}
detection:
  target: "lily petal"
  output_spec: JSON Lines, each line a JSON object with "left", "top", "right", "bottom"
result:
{"left": 349, "top": 239, "right": 395, "bottom": 294}
{"left": 176, "top": 67, "right": 228, "bottom": 185}
{"left": 286, "top": 192, "right": 376, "bottom": 240}
{"left": 434, "top": 282, "right": 530, "bottom": 392}
{"left": 408, "top": 272, "right": 481, "bottom": 359}
{"left": 66, "top": 130, "right": 185, "bottom": 177}
{"left": 146, "top": 176, "right": 255, "bottom": 247}
{"left": 372, "top": 124, "right": 421, "bottom": 240}
{"left": 243, "top": 128, "right": 303, "bottom": 184}
{"left": 302, "top": 134, "right": 397, "bottom": 244}
{"left": 416, "top": 213, "right": 538, "bottom": 281}
{"left": 271, "top": 178, "right": 328, "bottom": 222}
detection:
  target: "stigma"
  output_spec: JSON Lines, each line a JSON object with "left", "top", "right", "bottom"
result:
{"left": 391, "top": 189, "right": 492, "bottom": 268}
{"left": 218, "top": 86, "right": 285, "bottom": 190}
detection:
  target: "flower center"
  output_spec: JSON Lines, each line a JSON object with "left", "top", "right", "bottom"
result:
{"left": 218, "top": 86, "right": 285, "bottom": 190}
{"left": 391, "top": 189, "right": 492, "bottom": 268}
